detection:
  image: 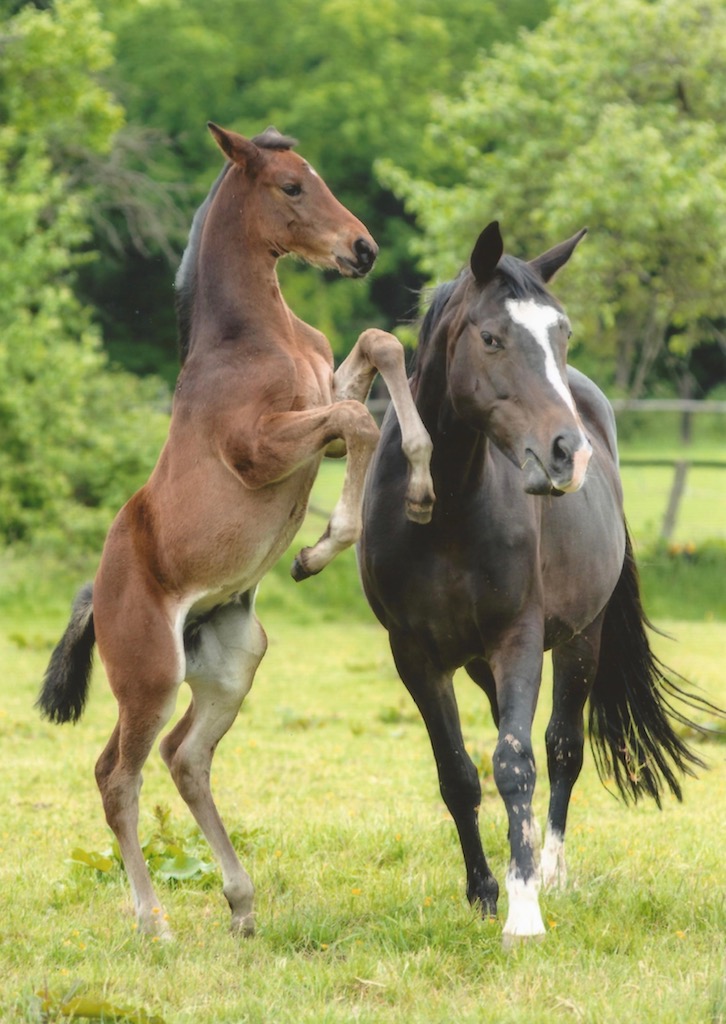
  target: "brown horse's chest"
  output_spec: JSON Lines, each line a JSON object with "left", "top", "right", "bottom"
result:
{"left": 288, "top": 336, "right": 334, "bottom": 410}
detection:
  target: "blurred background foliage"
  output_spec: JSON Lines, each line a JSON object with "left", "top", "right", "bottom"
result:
{"left": 0, "top": 0, "right": 724, "bottom": 552}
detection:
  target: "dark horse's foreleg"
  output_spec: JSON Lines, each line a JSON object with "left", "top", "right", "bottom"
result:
{"left": 488, "top": 619, "right": 546, "bottom": 946}
{"left": 389, "top": 632, "right": 499, "bottom": 916}
{"left": 333, "top": 328, "right": 435, "bottom": 524}
{"left": 543, "top": 615, "right": 603, "bottom": 890}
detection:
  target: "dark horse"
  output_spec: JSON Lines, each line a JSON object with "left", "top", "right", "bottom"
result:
{"left": 38, "top": 124, "right": 434, "bottom": 938}
{"left": 359, "top": 221, "right": 714, "bottom": 946}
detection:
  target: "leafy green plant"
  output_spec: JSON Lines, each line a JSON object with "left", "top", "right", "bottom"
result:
{"left": 67, "top": 806, "right": 215, "bottom": 886}
{"left": 35, "top": 981, "right": 166, "bottom": 1024}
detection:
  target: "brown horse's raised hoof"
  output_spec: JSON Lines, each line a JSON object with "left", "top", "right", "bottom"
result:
{"left": 405, "top": 499, "right": 434, "bottom": 525}
{"left": 290, "top": 551, "right": 320, "bottom": 582}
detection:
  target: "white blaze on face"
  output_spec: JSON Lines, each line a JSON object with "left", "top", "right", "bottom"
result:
{"left": 505, "top": 298, "right": 576, "bottom": 414}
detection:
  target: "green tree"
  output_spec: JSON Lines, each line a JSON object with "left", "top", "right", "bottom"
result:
{"left": 0, "top": 0, "right": 168, "bottom": 547}
{"left": 381, "top": 0, "right": 726, "bottom": 397}
{"left": 86, "top": 0, "right": 551, "bottom": 374}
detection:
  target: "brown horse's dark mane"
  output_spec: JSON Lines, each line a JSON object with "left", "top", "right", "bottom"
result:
{"left": 175, "top": 162, "right": 231, "bottom": 363}
{"left": 251, "top": 126, "right": 298, "bottom": 151}
{"left": 175, "top": 128, "right": 298, "bottom": 363}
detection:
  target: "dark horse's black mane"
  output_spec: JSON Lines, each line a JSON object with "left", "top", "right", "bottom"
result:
{"left": 412, "top": 254, "right": 553, "bottom": 378}
{"left": 175, "top": 127, "right": 298, "bottom": 362}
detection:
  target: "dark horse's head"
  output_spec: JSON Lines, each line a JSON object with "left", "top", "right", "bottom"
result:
{"left": 441, "top": 221, "right": 590, "bottom": 495}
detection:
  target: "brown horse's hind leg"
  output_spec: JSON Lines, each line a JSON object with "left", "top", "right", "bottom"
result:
{"left": 333, "top": 328, "right": 435, "bottom": 523}
{"left": 93, "top": 579, "right": 182, "bottom": 938}
{"left": 159, "top": 594, "right": 267, "bottom": 935}
{"left": 95, "top": 684, "right": 179, "bottom": 938}
{"left": 543, "top": 613, "right": 604, "bottom": 890}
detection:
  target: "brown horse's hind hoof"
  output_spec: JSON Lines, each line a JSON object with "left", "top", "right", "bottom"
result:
{"left": 230, "top": 911, "right": 256, "bottom": 937}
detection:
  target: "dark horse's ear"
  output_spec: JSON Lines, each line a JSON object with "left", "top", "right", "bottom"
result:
{"left": 470, "top": 221, "right": 504, "bottom": 284}
{"left": 207, "top": 122, "right": 260, "bottom": 169}
{"left": 529, "top": 227, "right": 588, "bottom": 282}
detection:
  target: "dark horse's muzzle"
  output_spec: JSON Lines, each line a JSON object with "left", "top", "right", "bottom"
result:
{"left": 523, "top": 430, "right": 592, "bottom": 496}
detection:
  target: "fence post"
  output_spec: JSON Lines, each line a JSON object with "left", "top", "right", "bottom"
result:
{"left": 660, "top": 460, "right": 689, "bottom": 542}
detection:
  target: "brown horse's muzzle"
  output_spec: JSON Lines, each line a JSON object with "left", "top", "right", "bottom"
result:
{"left": 335, "top": 235, "right": 378, "bottom": 278}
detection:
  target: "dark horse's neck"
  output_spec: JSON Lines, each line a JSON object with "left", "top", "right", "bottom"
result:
{"left": 412, "top": 283, "right": 488, "bottom": 497}
{"left": 179, "top": 166, "right": 293, "bottom": 362}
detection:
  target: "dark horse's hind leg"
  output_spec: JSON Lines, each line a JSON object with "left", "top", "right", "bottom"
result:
{"left": 543, "top": 614, "right": 604, "bottom": 890}
{"left": 389, "top": 632, "right": 499, "bottom": 916}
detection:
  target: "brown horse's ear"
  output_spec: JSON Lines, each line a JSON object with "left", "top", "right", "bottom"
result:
{"left": 207, "top": 122, "right": 260, "bottom": 169}
{"left": 470, "top": 221, "right": 504, "bottom": 284}
{"left": 529, "top": 227, "right": 587, "bottom": 282}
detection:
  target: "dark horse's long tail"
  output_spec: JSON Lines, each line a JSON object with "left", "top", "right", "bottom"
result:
{"left": 37, "top": 583, "right": 95, "bottom": 724}
{"left": 588, "top": 529, "right": 720, "bottom": 806}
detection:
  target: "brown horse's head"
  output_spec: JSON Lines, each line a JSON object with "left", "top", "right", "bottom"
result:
{"left": 446, "top": 222, "right": 591, "bottom": 495}
{"left": 207, "top": 122, "right": 377, "bottom": 278}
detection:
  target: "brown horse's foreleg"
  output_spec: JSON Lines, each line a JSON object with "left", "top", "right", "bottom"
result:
{"left": 334, "top": 328, "right": 435, "bottom": 523}
{"left": 160, "top": 596, "right": 267, "bottom": 935}
{"left": 222, "top": 400, "right": 379, "bottom": 580}
{"left": 290, "top": 400, "right": 381, "bottom": 578}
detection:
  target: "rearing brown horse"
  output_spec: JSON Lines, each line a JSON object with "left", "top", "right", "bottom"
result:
{"left": 38, "top": 124, "right": 435, "bottom": 938}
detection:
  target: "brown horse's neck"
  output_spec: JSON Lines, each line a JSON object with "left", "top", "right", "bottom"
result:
{"left": 187, "top": 171, "right": 293, "bottom": 359}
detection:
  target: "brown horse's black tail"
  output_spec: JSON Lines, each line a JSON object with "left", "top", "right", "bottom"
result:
{"left": 37, "top": 583, "right": 95, "bottom": 724}
{"left": 588, "top": 529, "right": 719, "bottom": 806}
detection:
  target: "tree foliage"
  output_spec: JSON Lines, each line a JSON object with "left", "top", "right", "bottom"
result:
{"left": 382, "top": 0, "right": 726, "bottom": 396}
{"left": 87, "top": 0, "right": 551, "bottom": 369}
{"left": 0, "top": 0, "right": 168, "bottom": 547}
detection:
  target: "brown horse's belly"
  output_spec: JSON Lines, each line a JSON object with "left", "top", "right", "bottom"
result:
{"left": 131, "top": 457, "right": 321, "bottom": 603}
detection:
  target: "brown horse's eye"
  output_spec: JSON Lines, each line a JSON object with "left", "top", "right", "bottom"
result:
{"left": 481, "top": 331, "right": 501, "bottom": 351}
{"left": 281, "top": 183, "right": 302, "bottom": 197}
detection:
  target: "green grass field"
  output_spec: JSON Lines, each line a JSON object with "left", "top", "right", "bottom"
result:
{"left": 1, "top": 420, "right": 725, "bottom": 1024}
{"left": 2, "top": 613, "right": 724, "bottom": 1023}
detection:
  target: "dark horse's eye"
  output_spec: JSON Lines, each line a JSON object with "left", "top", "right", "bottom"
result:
{"left": 281, "top": 183, "right": 302, "bottom": 197}
{"left": 480, "top": 331, "right": 501, "bottom": 351}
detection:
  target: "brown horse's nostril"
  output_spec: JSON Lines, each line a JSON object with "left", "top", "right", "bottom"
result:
{"left": 353, "top": 237, "right": 376, "bottom": 270}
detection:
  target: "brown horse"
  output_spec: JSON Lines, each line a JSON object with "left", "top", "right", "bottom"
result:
{"left": 359, "top": 221, "right": 718, "bottom": 947}
{"left": 38, "top": 124, "right": 435, "bottom": 938}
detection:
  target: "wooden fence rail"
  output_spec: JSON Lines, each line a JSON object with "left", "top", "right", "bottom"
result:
{"left": 365, "top": 397, "right": 726, "bottom": 542}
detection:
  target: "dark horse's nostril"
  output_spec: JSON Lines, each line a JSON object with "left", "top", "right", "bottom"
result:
{"left": 353, "top": 237, "right": 376, "bottom": 269}
{"left": 552, "top": 434, "right": 575, "bottom": 467}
